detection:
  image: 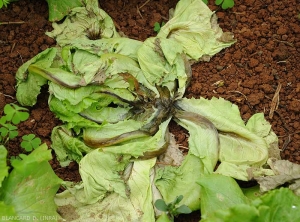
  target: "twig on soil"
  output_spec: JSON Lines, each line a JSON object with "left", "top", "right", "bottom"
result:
{"left": 273, "top": 38, "right": 294, "bottom": 47}
{"left": 281, "top": 134, "right": 291, "bottom": 152}
{"left": 0, "top": 40, "right": 8, "bottom": 44}
{"left": 228, "top": 90, "right": 253, "bottom": 109}
{"left": 156, "top": 162, "right": 179, "bottom": 167}
{"left": 54, "top": 167, "right": 64, "bottom": 172}
{"left": 274, "top": 110, "right": 291, "bottom": 133}
{"left": 231, "top": 12, "right": 246, "bottom": 15}
{"left": 249, "top": 50, "right": 263, "bottom": 57}
{"left": 0, "top": 21, "right": 25, "bottom": 25}
{"left": 10, "top": 42, "right": 16, "bottom": 53}
{"left": 17, "top": 51, "right": 24, "bottom": 64}
{"left": 287, "top": 131, "right": 300, "bottom": 136}
{"left": 178, "top": 145, "right": 189, "bottom": 150}
{"left": 269, "top": 82, "right": 281, "bottom": 119}
{"left": 161, "top": 16, "right": 169, "bottom": 21}
{"left": 138, "top": 0, "right": 150, "bottom": 9}
{"left": 277, "top": 61, "right": 288, "bottom": 64}
{"left": 136, "top": 5, "right": 143, "bottom": 19}
{"left": 0, "top": 92, "right": 14, "bottom": 99}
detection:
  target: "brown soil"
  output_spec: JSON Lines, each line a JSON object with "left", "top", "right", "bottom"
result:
{"left": 0, "top": 0, "right": 299, "bottom": 221}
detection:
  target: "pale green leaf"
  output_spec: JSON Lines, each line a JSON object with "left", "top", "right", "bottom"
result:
{"left": 0, "top": 144, "right": 62, "bottom": 219}
{"left": 197, "top": 174, "right": 248, "bottom": 219}
{"left": 0, "top": 145, "right": 9, "bottom": 188}
{"left": 55, "top": 159, "right": 156, "bottom": 222}
{"left": 46, "top": 0, "right": 119, "bottom": 45}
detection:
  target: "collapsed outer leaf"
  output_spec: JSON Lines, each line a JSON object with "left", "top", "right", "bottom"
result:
{"left": 157, "top": 0, "right": 235, "bottom": 61}
{"left": 56, "top": 158, "right": 157, "bottom": 222}
{"left": 51, "top": 125, "right": 94, "bottom": 167}
{"left": 16, "top": 48, "right": 57, "bottom": 106}
{"left": 255, "top": 158, "right": 300, "bottom": 195}
{"left": 176, "top": 97, "right": 271, "bottom": 180}
{"left": 46, "top": 0, "right": 119, "bottom": 45}
{"left": 175, "top": 110, "right": 219, "bottom": 174}
{"left": 155, "top": 153, "right": 204, "bottom": 211}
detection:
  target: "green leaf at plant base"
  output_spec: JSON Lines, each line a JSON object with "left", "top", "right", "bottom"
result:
{"left": 201, "top": 204, "right": 259, "bottom": 222}
{"left": 156, "top": 212, "right": 172, "bottom": 222}
{"left": 253, "top": 188, "right": 300, "bottom": 222}
{"left": 197, "top": 174, "right": 248, "bottom": 219}
{"left": 0, "top": 145, "right": 9, "bottom": 188}
{"left": 0, "top": 144, "right": 62, "bottom": 219}
{"left": 3, "top": 103, "right": 29, "bottom": 125}
{"left": 21, "top": 134, "right": 42, "bottom": 152}
{"left": 202, "top": 188, "right": 300, "bottom": 222}
{"left": 215, "top": 0, "right": 234, "bottom": 9}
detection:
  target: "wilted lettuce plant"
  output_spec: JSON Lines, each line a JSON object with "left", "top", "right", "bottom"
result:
{"left": 13, "top": 0, "right": 282, "bottom": 221}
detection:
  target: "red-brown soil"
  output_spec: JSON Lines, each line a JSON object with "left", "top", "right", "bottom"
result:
{"left": 0, "top": 0, "right": 299, "bottom": 221}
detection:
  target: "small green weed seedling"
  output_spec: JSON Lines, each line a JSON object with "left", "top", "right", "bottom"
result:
{"left": 202, "top": 0, "right": 234, "bottom": 9}
{"left": 0, "top": 103, "right": 29, "bottom": 145}
{"left": 215, "top": 0, "right": 234, "bottom": 9}
{"left": 0, "top": 120, "right": 18, "bottom": 144}
{"left": 155, "top": 195, "right": 192, "bottom": 222}
{"left": 21, "top": 134, "right": 42, "bottom": 151}
{"left": 1, "top": 103, "right": 41, "bottom": 159}
{"left": 154, "top": 21, "right": 165, "bottom": 33}
{"left": 3, "top": 103, "right": 29, "bottom": 124}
